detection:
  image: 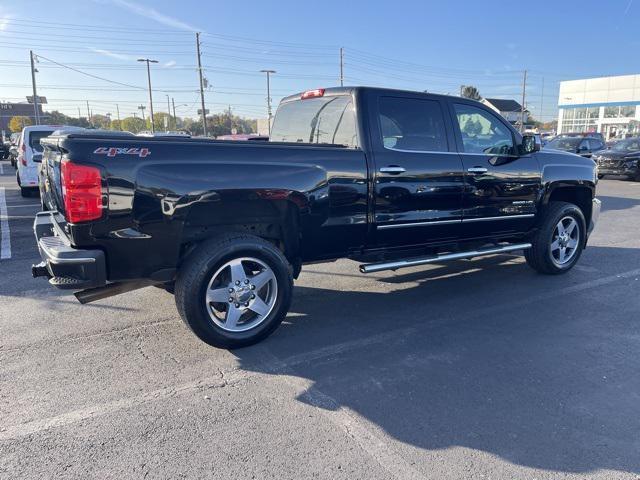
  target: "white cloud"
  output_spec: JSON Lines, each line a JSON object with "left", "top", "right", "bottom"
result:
{"left": 163, "top": 60, "right": 177, "bottom": 68}
{"left": 0, "top": 14, "right": 12, "bottom": 32}
{"left": 87, "top": 47, "right": 133, "bottom": 61}
{"left": 107, "top": 0, "right": 200, "bottom": 31}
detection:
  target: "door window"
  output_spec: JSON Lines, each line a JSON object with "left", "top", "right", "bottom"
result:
{"left": 454, "top": 104, "right": 514, "bottom": 155}
{"left": 378, "top": 97, "right": 448, "bottom": 152}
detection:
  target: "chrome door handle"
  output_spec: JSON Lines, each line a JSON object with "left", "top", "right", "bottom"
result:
{"left": 467, "top": 167, "right": 488, "bottom": 174}
{"left": 379, "top": 166, "right": 406, "bottom": 174}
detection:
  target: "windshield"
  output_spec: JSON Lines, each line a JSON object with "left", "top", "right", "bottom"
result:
{"left": 28, "top": 130, "right": 56, "bottom": 152}
{"left": 611, "top": 138, "right": 640, "bottom": 152}
{"left": 270, "top": 95, "right": 358, "bottom": 147}
{"left": 546, "top": 137, "right": 580, "bottom": 151}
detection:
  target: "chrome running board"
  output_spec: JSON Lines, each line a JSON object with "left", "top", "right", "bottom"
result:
{"left": 359, "top": 243, "right": 532, "bottom": 274}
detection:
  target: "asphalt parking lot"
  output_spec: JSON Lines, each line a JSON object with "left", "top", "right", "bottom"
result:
{"left": 1, "top": 161, "right": 639, "bottom": 479}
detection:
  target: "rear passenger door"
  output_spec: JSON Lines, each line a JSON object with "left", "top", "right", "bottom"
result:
{"left": 369, "top": 93, "right": 465, "bottom": 248}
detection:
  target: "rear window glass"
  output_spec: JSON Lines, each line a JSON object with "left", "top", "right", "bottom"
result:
{"left": 379, "top": 97, "right": 448, "bottom": 152}
{"left": 270, "top": 95, "right": 358, "bottom": 147}
{"left": 28, "top": 130, "right": 55, "bottom": 152}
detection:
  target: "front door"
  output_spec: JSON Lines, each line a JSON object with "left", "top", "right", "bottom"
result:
{"left": 370, "top": 94, "right": 466, "bottom": 248}
{"left": 450, "top": 102, "right": 540, "bottom": 238}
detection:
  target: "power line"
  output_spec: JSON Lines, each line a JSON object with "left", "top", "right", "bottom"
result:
{"left": 33, "top": 53, "right": 147, "bottom": 90}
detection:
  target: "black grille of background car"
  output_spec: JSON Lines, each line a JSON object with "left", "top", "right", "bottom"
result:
{"left": 598, "top": 158, "right": 623, "bottom": 168}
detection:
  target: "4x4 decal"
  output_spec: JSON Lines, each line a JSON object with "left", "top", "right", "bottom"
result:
{"left": 93, "top": 147, "right": 151, "bottom": 158}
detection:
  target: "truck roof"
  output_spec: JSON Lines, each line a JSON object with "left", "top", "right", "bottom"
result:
{"left": 279, "top": 86, "right": 465, "bottom": 104}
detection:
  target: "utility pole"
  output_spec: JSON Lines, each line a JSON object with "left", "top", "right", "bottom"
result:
{"left": 137, "top": 58, "right": 158, "bottom": 133}
{"left": 86, "top": 100, "right": 91, "bottom": 126}
{"left": 77, "top": 107, "right": 81, "bottom": 120}
{"left": 520, "top": 70, "right": 527, "bottom": 133}
{"left": 539, "top": 77, "right": 544, "bottom": 129}
{"left": 166, "top": 95, "right": 171, "bottom": 130}
{"left": 138, "top": 104, "right": 146, "bottom": 121}
{"left": 339, "top": 47, "right": 344, "bottom": 86}
{"left": 172, "top": 97, "right": 177, "bottom": 129}
{"left": 195, "top": 32, "right": 208, "bottom": 137}
{"left": 260, "top": 69, "right": 276, "bottom": 136}
{"left": 30, "top": 50, "right": 40, "bottom": 125}
{"left": 116, "top": 104, "right": 121, "bottom": 130}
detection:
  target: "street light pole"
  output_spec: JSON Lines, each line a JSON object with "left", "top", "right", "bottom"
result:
{"left": 137, "top": 58, "right": 158, "bottom": 133}
{"left": 260, "top": 69, "right": 276, "bottom": 136}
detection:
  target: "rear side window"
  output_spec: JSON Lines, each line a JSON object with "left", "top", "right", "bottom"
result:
{"left": 378, "top": 97, "right": 447, "bottom": 152}
{"left": 270, "top": 95, "right": 358, "bottom": 147}
{"left": 28, "top": 130, "right": 54, "bottom": 152}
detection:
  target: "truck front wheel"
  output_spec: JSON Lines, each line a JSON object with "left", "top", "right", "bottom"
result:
{"left": 525, "top": 201, "right": 586, "bottom": 275}
{"left": 175, "top": 233, "right": 293, "bottom": 348}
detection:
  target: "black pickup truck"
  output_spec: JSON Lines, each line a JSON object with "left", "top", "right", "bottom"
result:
{"left": 33, "top": 87, "right": 601, "bottom": 348}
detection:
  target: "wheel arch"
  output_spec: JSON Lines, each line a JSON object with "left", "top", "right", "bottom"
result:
{"left": 542, "top": 182, "right": 594, "bottom": 225}
{"left": 179, "top": 194, "right": 304, "bottom": 265}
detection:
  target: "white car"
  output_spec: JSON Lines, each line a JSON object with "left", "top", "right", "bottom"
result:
{"left": 15, "top": 125, "right": 83, "bottom": 197}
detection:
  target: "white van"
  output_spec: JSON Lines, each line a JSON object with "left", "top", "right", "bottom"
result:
{"left": 16, "top": 125, "right": 64, "bottom": 196}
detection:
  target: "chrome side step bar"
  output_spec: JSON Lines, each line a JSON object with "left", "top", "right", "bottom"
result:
{"left": 359, "top": 243, "right": 532, "bottom": 274}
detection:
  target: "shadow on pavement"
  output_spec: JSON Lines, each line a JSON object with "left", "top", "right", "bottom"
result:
{"left": 598, "top": 194, "right": 640, "bottom": 212}
{"left": 236, "top": 246, "right": 640, "bottom": 476}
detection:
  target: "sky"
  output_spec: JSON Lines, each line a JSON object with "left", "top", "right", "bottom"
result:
{"left": 0, "top": 0, "right": 638, "bottom": 123}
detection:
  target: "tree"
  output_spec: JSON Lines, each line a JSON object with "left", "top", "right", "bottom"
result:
{"left": 150, "top": 112, "right": 171, "bottom": 132}
{"left": 121, "top": 116, "right": 146, "bottom": 133}
{"left": 43, "top": 110, "right": 91, "bottom": 128}
{"left": 110, "top": 119, "right": 122, "bottom": 131}
{"left": 460, "top": 85, "right": 482, "bottom": 101}
{"left": 8, "top": 116, "right": 33, "bottom": 132}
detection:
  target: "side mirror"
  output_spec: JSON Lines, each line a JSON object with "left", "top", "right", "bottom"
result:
{"left": 32, "top": 154, "right": 43, "bottom": 163}
{"left": 521, "top": 134, "right": 540, "bottom": 154}
{"left": 578, "top": 146, "right": 589, "bottom": 153}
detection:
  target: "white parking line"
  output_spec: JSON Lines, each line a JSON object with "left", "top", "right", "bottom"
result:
{"left": 0, "top": 187, "right": 11, "bottom": 260}
{"left": 0, "top": 162, "right": 4, "bottom": 175}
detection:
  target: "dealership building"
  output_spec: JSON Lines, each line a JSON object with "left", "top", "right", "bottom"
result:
{"left": 0, "top": 101, "right": 45, "bottom": 137}
{"left": 557, "top": 74, "right": 640, "bottom": 139}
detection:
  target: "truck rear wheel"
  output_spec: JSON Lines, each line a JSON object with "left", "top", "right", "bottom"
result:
{"left": 175, "top": 233, "right": 293, "bottom": 348}
{"left": 525, "top": 201, "right": 586, "bottom": 275}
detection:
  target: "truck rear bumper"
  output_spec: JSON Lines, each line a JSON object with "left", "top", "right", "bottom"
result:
{"left": 32, "top": 212, "right": 107, "bottom": 290}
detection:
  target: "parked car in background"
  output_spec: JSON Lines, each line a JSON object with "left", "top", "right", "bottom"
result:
{"left": 544, "top": 136, "right": 605, "bottom": 158}
{"left": 593, "top": 137, "right": 640, "bottom": 181}
{"left": 0, "top": 139, "right": 9, "bottom": 160}
{"left": 216, "top": 134, "right": 269, "bottom": 141}
{"left": 559, "top": 131, "right": 606, "bottom": 144}
{"left": 16, "top": 125, "right": 82, "bottom": 196}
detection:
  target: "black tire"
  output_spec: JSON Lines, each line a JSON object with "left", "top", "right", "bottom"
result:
{"left": 20, "top": 187, "right": 30, "bottom": 198}
{"left": 175, "top": 233, "right": 293, "bottom": 349}
{"left": 525, "top": 201, "right": 586, "bottom": 275}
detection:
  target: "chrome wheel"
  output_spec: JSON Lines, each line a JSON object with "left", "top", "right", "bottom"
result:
{"left": 205, "top": 257, "right": 278, "bottom": 332}
{"left": 550, "top": 216, "right": 580, "bottom": 267}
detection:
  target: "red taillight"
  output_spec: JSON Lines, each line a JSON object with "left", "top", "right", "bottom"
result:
{"left": 301, "top": 88, "right": 325, "bottom": 100}
{"left": 61, "top": 160, "right": 103, "bottom": 223}
{"left": 20, "top": 143, "right": 26, "bottom": 166}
